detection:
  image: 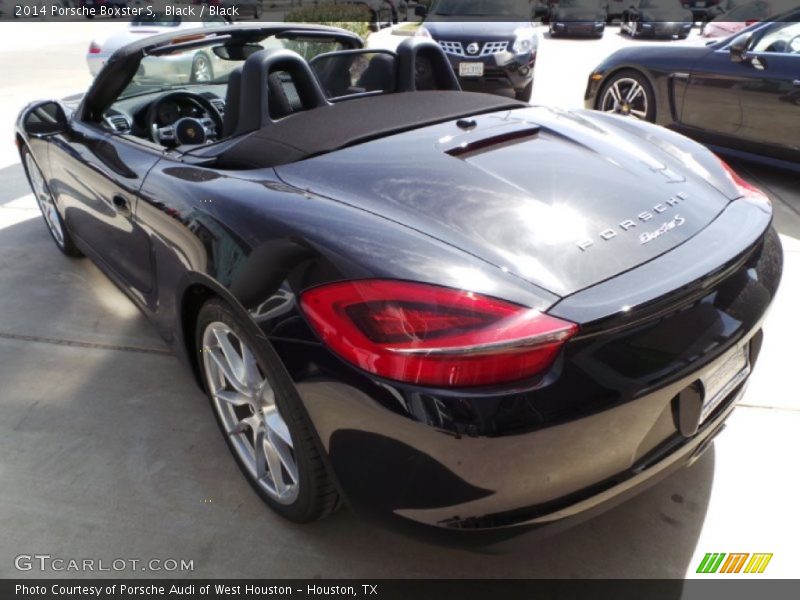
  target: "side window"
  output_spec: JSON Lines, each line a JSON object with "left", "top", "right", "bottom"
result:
{"left": 752, "top": 22, "right": 800, "bottom": 54}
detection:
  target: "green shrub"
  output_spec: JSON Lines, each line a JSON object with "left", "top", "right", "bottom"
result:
{"left": 285, "top": 4, "right": 373, "bottom": 41}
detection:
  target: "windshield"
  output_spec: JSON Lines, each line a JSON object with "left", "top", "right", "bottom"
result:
{"left": 118, "top": 37, "right": 351, "bottom": 101}
{"left": 431, "top": 0, "right": 531, "bottom": 17}
{"left": 638, "top": 0, "right": 666, "bottom": 9}
{"left": 558, "top": 0, "right": 602, "bottom": 7}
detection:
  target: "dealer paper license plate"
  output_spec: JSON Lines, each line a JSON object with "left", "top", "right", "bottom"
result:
{"left": 700, "top": 346, "right": 749, "bottom": 423}
{"left": 459, "top": 62, "right": 484, "bottom": 77}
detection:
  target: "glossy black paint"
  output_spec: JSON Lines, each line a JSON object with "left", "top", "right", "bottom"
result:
{"left": 585, "top": 15, "right": 800, "bottom": 167}
{"left": 16, "top": 24, "right": 783, "bottom": 543}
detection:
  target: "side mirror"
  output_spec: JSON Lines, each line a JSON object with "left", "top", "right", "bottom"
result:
{"left": 730, "top": 32, "right": 753, "bottom": 63}
{"left": 22, "top": 101, "right": 68, "bottom": 137}
{"left": 415, "top": 4, "right": 427, "bottom": 18}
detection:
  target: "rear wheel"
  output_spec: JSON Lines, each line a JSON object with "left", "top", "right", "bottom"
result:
{"left": 197, "top": 298, "right": 339, "bottom": 522}
{"left": 22, "top": 148, "right": 82, "bottom": 257}
{"left": 598, "top": 70, "right": 655, "bottom": 122}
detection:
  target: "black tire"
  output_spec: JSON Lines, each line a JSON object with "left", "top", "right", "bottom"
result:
{"left": 515, "top": 80, "right": 533, "bottom": 103}
{"left": 597, "top": 69, "right": 656, "bottom": 122}
{"left": 190, "top": 53, "right": 213, "bottom": 83}
{"left": 196, "top": 298, "right": 339, "bottom": 523}
{"left": 21, "top": 147, "right": 83, "bottom": 258}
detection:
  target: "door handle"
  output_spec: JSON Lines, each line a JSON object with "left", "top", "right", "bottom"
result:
{"left": 112, "top": 194, "right": 130, "bottom": 214}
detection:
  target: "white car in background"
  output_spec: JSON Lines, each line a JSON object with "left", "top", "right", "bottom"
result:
{"left": 86, "top": 12, "right": 232, "bottom": 80}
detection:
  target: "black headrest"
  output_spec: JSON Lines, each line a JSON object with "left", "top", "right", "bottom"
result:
{"left": 396, "top": 38, "right": 461, "bottom": 93}
{"left": 357, "top": 53, "right": 396, "bottom": 92}
{"left": 222, "top": 65, "right": 242, "bottom": 138}
{"left": 233, "top": 48, "right": 330, "bottom": 137}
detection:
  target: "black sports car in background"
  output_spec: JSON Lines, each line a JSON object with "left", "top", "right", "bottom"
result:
{"left": 586, "top": 14, "right": 800, "bottom": 167}
{"left": 17, "top": 23, "right": 781, "bottom": 542}
{"left": 416, "top": 0, "right": 539, "bottom": 101}
{"left": 621, "top": 0, "right": 695, "bottom": 38}
{"left": 549, "top": 0, "right": 609, "bottom": 37}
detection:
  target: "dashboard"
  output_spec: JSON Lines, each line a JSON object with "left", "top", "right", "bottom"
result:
{"left": 102, "top": 84, "right": 228, "bottom": 147}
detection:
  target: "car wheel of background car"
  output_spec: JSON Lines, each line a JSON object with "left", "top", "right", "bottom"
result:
{"left": 190, "top": 53, "right": 213, "bottom": 83}
{"left": 598, "top": 69, "right": 655, "bottom": 121}
{"left": 197, "top": 298, "right": 339, "bottom": 523}
{"left": 21, "top": 148, "right": 82, "bottom": 257}
{"left": 515, "top": 80, "right": 533, "bottom": 103}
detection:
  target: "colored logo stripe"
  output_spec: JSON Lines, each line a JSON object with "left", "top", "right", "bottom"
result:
{"left": 744, "top": 553, "right": 773, "bottom": 574}
{"left": 696, "top": 553, "right": 773, "bottom": 574}
{"left": 697, "top": 553, "right": 726, "bottom": 573}
{"left": 720, "top": 553, "right": 749, "bottom": 573}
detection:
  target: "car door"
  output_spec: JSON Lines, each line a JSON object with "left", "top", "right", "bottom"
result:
{"left": 48, "top": 119, "right": 159, "bottom": 302}
{"left": 678, "top": 46, "right": 744, "bottom": 140}
{"left": 734, "top": 21, "right": 800, "bottom": 160}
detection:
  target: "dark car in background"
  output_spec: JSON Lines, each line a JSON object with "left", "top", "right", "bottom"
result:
{"left": 549, "top": 0, "right": 609, "bottom": 37}
{"left": 416, "top": 0, "right": 539, "bottom": 101}
{"left": 586, "top": 14, "right": 800, "bottom": 167}
{"left": 683, "top": 0, "right": 722, "bottom": 21}
{"left": 621, "top": 0, "right": 694, "bottom": 38}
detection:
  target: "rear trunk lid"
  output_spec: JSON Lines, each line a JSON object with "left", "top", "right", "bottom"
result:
{"left": 276, "top": 106, "right": 738, "bottom": 298}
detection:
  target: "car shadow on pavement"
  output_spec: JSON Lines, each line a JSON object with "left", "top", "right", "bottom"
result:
{"left": 0, "top": 162, "right": 31, "bottom": 207}
{"left": 0, "top": 216, "right": 715, "bottom": 581}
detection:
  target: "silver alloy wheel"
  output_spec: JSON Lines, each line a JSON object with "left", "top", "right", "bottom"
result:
{"left": 26, "top": 153, "right": 65, "bottom": 248}
{"left": 600, "top": 77, "right": 649, "bottom": 120}
{"left": 201, "top": 322, "right": 300, "bottom": 504}
{"left": 191, "top": 54, "right": 212, "bottom": 82}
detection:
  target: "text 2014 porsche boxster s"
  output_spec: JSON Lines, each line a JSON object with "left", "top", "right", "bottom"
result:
{"left": 17, "top": 23, "right": 782, "bottom": 542}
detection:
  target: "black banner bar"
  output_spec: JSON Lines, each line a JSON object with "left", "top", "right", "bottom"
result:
{"left": 3, "top": 579, "right": 800, "bottom": 600}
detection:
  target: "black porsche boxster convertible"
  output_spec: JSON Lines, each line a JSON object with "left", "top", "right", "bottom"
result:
{"left": 17, "top": 23, "right": 781, "bottom": 542}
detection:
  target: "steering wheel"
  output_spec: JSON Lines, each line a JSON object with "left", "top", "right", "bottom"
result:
{"left": 146, "top": 91, "right": 224, "bottom": 147}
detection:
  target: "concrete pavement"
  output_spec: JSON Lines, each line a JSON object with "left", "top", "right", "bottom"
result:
{"left": 0, "top": 22, "right": 799, "bottom": 579}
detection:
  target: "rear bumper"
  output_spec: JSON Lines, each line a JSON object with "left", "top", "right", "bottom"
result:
{"left": 639, "top": 21, "right": 693, "bottom": 37}
{"left": 285, "top": 211, "right": 780, "bottom": 544}
{"left": 552, "top": 21, "right": 606, "bottom": 36}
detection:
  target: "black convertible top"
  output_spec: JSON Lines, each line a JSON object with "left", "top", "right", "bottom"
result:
{"left": 216, "top": 91, "right": 526, "bottom": 169}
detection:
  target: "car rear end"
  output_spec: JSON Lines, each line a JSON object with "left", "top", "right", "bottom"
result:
{"left": 683, "top": 0, "right": 721, "bottom": 21}
{"left": 293, "top": 198, "right": 779, "bottom": 542}
{"left": 270, "top": 102, "right": 782, "bottom": 541}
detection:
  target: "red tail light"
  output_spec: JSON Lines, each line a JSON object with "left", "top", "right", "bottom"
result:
{"left": 718, "top": 158, "right": 771, "bottom": 210}
{"left": 88, "top": 42, "right": 102, "bottom": 54}
{"left": 300, "top": 280, "right": 578, "bottom": 387}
